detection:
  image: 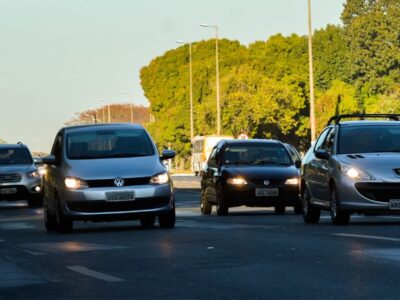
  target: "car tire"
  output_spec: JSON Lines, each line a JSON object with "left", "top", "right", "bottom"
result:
{"left": 274, "top": 204, "right": 286, "bottom": 215}
{"left": 216, "top": 193, "right": 229, "bottom": 216}
{"left": 159, "top": 209, "right": 175, "bottom": 228}
{"left": 55, "top": 198, "right": 73, "bottom": 233}
{"left": 44, "top": 206, "right": 57, "bottom": 231}
{"left": 302, "top": 187, "right": 320, "bottom": 223}
{"left": 200, "top": 190, "right": 212, "bottom": 215}
{"left": 28, "top": 195, "right": 43, "bottom": 208}
{"left": 330, "top": 188, "right": 350, "bottom": 225}
{"left": 140, "top": 215, "right": 156, "bottom": 228}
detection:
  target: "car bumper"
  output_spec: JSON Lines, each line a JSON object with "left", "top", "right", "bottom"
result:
{"left": 59, "top": 183, "right": 174, "bottom": 221}
{"left": 0, "top": 178, "right": 42, "bottom": 201}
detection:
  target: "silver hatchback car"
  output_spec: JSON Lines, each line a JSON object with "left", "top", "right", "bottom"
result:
{"left": 301, "top": 114, "right": 400, "bottom": 225}
{"left": 42, "top": 124, "right": 176, "bottom": 232}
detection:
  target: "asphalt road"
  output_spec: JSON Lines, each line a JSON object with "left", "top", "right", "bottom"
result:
{"left": 1, "top": 175, "right": 400, "bottom": 299}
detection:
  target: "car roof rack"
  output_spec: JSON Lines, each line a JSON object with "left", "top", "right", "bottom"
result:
{"left": 327, "top": 114, "right": 400, "bottom": 126}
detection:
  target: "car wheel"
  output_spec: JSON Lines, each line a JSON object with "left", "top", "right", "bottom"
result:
{"left": 158, "top": 209, "right": 175, "bottom": 228}
{"left": 28, "top": 195, "right": 43, "bottom": 208}
{"left": 274, "top": 203, "right": 286, "bottom": 215}
{"left": 216, "top": 193, "right": 229, "bottom": 216}
{"left": 330, "top": 188, "right": 350, "bottom": 225}
{"left": 55, "top": 198, "right": 73, "bottom": 233}
{"left": 140, "top": 215, "right": 156, "bottom": 228}
{"left": 302, "top": 187, "right": 320, "bottom": 223}
{"left": 200, "top": 190, "right": 212, "bottom": 215}
{"left": 44, "top": 205, "right": 57, "bottom": 231}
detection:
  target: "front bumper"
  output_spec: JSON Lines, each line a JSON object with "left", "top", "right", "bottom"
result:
{"left": 0, "top": 177, "right": 42, "bottom": 201}
{"left": 59, "top": 183, "right": 174, "bottom": 221}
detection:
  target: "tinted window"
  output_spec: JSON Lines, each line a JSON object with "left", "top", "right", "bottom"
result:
{"left": 314, "top": 127, "right": 332, "bottom": 152}
{"left": 0, "top": 148, "right": 33, "bottom": 165}
{"left": 338, "top": 125, "right": 400, "bottom": 154}
{"left": 223, "top": 143, "right": 292, "bottom": 165}
{"left": 66, "top": 129, "right": 155, "bottom": 159}
{"left": 207, "top": 148, "right": 218, "bottom": 167}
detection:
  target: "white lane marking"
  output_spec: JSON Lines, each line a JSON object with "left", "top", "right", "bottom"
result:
{"left": 67, "top": 266, "right": 124, "bottom": 282}
{"left": 176, "top": 210, "right": 202, "bottom": 217}
{"left": 0, "top": 223, "right": 35, "bottom": 230}
{"left": 23, "top": 249, "right": 44, "bottom": 256}
{"left": 334, "top": 233, "right": 400, "bottom": 242}
{"left": 0, "top": 239, "right": 4, "bottom": 242}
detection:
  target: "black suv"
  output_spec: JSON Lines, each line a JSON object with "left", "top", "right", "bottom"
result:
{"left": 201, "top": 139, "right": 302, "bottom": 216}
{"left": 0, "top": 143, "right": 43, "bottom": 207}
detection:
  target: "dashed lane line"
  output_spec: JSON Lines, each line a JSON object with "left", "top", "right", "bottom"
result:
{"left": 334, "top": 233, "right": 400, "bottom": 242}
{"left": 67, "top": 266, "right": 124, "bottom": 282}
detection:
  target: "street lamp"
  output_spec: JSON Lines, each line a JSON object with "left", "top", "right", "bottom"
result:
{"left": 200, "top": 23, "right": 221, "bottom": 135}
{"left": 307, "top": 0, "right": 316, "bottom": 142}
{"left": 176, "top": 40, "right": 194, "bottom": 142}
{"left": 122, "top": 92, "right": 134, "bottom": 123}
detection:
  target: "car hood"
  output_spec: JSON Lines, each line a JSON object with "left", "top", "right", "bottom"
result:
{"left": 338, "top": 153, "right": 400, "bottom": 181}
{"left": 0, "top": 164, "right": 36, "bottom": 174}
{"left": 65, "top": 156, "right": 164, "bottom": 179}
{"left": 223, "top": 165, "right": 299, "bottom": 180}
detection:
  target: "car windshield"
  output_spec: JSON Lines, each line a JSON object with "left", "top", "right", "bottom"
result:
{"left": 0, "top": 148, "right": 33, "bottom": 165}
{"left": 338, "top": 125, "right": 400, "bottom": 154}
{"left": 66, "top": 129, "right": 155, "bottom": 159}
{"left": 223, "top": 143, "right": 292, "bottom": 165}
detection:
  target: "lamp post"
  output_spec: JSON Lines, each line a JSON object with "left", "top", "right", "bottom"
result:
{"left": 176, "top": 40, "right": 194, "bottom": 142}
{"left": 200, "top": 23, "right": 221, "bottom": 135}
{"left": 122, "top": 92, "right": 134, "bottom": 123}
{"left": 307, "top": 0, "right": 316, "bottom": 142}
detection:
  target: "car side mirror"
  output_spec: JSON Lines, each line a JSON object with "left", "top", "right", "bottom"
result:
{"left": 160, "top": 149, "right": 176, "bottom": 161}
{"left": 295, "top": 160, "right": 302, "bottom": 168}
{"left": 42, "top": 155, "right": 58, "bottom": 165}
{"left": 315, "top": 149, "right": 330, "bottom": 160}
{"left": 33, "top": 157, "right": 43, "bottom": 165}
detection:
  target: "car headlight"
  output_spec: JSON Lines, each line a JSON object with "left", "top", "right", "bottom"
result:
{"left": 285, "top": 178, "right": 299, "bottom": 185}
{"left": 150, "top": 172, "right": 169, "bottom": 185}
{"left": 38, "top": 166, "right": 47, "bottom": 175}
{"left": 227, "top": 177, "right": 247, "bottom": 185}
{"left": 64, "top": 177, "right": 88, "bottom": 189}
{"left": 27, "top": 171, "right": 40, "bottom": 178}
{"left": 340, "top": 164, "right": 375, "bottom": 180}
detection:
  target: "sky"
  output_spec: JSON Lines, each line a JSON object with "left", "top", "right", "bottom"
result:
{"left": 0, "top": 0, "right": 346, "bottom": 152}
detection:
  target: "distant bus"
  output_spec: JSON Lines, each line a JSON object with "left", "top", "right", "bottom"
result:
{"left": 192, "top": 135, "right": 234, "bottom": 176}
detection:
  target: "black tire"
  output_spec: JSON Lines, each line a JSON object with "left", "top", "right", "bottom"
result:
{"left": 200, "top": 190, "right": 212, "bottom": 215}
{"left": 140, "top": 215, "right": 156, "bottom": 228}
{"left": 28, "top": 195, "right": 43, "bottom": 208}
{"left": 159, "top": 209, "right": 176, "bottom": 228}
{"left": 302, "top": 187, "right": 320, "bottom": 223}
{"left": 55, "top": 198, "right": 73, "bottom": 233}
{"left": 44, "top": 206, "right": 57, "bottom": 231}
{"left": 216, "top": 193, "right": 229, "bottom": 216}
{"left": 274, "top": 203, "right": 286, "bottom": 215}
{"left": 330, "top": 188, "right": 350, "bottom": 225}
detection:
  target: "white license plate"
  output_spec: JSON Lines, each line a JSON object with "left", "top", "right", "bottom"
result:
{"left": 255, "top": 188, "right": 279, "bottom": 197}
{"left": 389, "top": 199, "right": 400, "bottom": 210}
{"left": 105, "top": 191, "right": 135, "bottom": 201}
{"left": 0, "top": 188, "right": 17, "bottom": 195}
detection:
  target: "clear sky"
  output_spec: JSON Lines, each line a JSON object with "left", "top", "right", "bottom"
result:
{"left": 0, "top": 0, "right": 346, "bottom": 152}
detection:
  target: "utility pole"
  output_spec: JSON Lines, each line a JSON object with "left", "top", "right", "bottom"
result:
{"left": 308, "top": 0, "right": 316, "bottom": 142}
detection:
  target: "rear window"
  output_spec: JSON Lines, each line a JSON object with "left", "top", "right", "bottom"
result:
{"left": 66, "top": 129, "right": 155, "bottom": 159}
{"left": 0, "top": 148, "right": 33, "bottom": 165}
{"left": 338, "top": 125, "right": 400, "bottom": 154}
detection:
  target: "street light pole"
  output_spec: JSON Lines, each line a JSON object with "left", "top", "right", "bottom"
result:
{"left": 307, "top": 0, "right": 316, "bottom": 142}
{"left": 176, "top": 40, "right": 194, "bottom": 142}
{"left": 200, "top": 23, "right": 221, "bottom": 135}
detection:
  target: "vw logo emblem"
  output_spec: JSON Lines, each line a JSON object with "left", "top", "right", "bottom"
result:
{"left": 263, "top": 180, "right": 270, "bottom": 186}
{"left": 114, "top": 177, "right": 124, "bottom": 187}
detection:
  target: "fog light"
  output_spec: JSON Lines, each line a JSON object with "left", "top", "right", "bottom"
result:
{"left": 35, "top": 186, "right": 41, "bottom": 192}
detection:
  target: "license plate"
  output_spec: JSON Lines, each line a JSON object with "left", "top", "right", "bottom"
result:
{"left": 105, "top": 191, "right": 135, "bottom": 201}
{"left": 0, "top": 188, "right": 17, "bottom": 195}
{"left": 255, "top": 188, "right": 279, "bottom": 197}
{"left": 389, "top": 199, "right": 400, "bottom": 210}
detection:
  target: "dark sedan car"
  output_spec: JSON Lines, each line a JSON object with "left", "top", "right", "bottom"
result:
{"left": 200, "top": 139, "right": 302, "bottom": 216}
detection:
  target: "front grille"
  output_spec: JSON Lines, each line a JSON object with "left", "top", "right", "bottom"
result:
{"left": 251, "top": 179, "right": 286, "bottom": 186}
{"left": 355, "top": 183, "right": 400, "bottom": 202}
{"left": 67, "top": 197, "right": 170, "bottom": 213}
{"left": 0, "top": 173, "right": 22, "bottom": 183}
{"left": 86, "top": 177, "right": 151, "bottom": 188}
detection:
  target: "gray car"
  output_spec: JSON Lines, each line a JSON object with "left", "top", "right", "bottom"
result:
{"left": 0, "top": 143, "right": 43, "bottom": 207}
{"left": 301, "top": 114, "right": 400, "bottom": 225}
{"left": 42, "top": 123, "right": 176, "bottom": 232}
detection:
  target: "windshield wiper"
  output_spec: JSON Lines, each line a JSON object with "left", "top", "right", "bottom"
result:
{"left": 111, "top": 153, "right": 147, "bottom": 158}
{"left": 250, "top": 160, "right": 277, "bottom": 165}
{"left": 225, "top": 160, "right": 251, "bottom": 165}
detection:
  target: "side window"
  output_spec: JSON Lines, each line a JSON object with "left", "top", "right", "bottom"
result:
{"left": 207, "top": 147, "right": 217, "bottom": 167}
{"left": 322, "top": 128, "right": 336, "bottom": 154}
{"left": 314, "top": 127, "right": 332, "bottom": 152}
{"left": 51, "top": 133, "right": 63, "bottom": 160}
